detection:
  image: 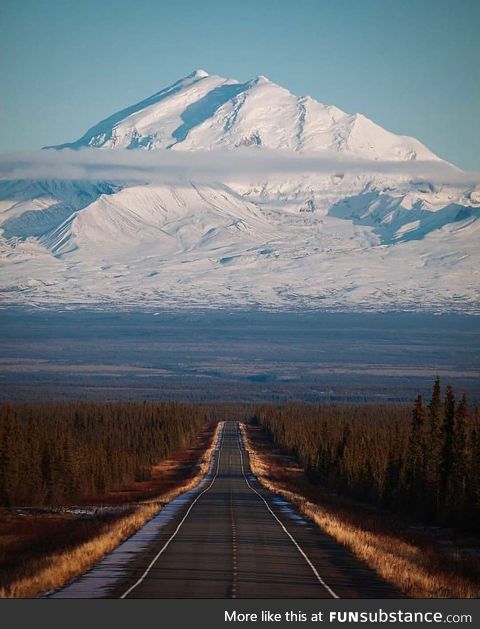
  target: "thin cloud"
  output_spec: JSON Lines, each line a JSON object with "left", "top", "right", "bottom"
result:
{"left": 0, "top": 148, "right": 478, "bottom": 187}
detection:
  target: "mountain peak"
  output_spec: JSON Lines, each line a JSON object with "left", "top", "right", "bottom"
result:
{"left": 47, "top": 70, "right": 441, "bottom": 162}
{"left": 187, "top": 69, "right": 209, "bottom": 79}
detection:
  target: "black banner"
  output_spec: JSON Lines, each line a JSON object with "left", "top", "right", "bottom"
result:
{"left": 0, "top": 599, "right": 478, "bottom": 629}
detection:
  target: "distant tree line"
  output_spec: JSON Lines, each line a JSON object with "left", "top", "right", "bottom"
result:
{"left": 254, "top": 378, "right": 480, "bottom": 531}
{"left": 0, "top": 401, "right": 210, "bottom": 507}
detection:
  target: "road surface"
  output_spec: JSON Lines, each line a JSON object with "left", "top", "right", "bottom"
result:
{"left": 102, "top": 422, "right": 399, "bottom": 599}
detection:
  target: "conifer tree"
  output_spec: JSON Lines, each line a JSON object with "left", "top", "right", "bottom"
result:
{"left": 440, "top": 385, "right": 456, "bottom": 509}
{"left": 425, "top": 376, "right": 442, "bottom": 517}
{"left": 0, "top": 406, "right": 23, "bottom": 506}
{"left": 466, "top": 427, "right": 480, "bottom": 528}
{"left": 450, "top": 393, "right": 467, "bottom": 520}
{"left": 403, "top": 394, "right": 426, "bottom": 511}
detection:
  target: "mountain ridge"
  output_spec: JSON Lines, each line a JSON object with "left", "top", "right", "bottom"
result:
{"left": 45, "top": 70, "right": 441, "bottom": 163}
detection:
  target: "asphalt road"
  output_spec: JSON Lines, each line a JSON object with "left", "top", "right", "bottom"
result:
{"left": 109, "top": 422, "right": 399, "bottom": 599}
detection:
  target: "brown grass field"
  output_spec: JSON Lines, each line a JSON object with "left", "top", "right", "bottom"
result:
{"left": 242, "top": 423, "right": 480, "bottom": 598}
{"left": 0, "top": 422, "right": 220, "bottom": 598}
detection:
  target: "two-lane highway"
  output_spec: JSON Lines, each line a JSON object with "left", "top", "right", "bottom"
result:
{"left": 107, "top": 422, "right": 399, "bottom": 599}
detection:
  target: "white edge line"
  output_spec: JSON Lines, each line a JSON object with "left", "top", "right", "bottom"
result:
{"left": 236, "top": 424, "right": 340, "bottom": 599}
{"left": 119, "top": 423, "right": 225, "bottom": 599}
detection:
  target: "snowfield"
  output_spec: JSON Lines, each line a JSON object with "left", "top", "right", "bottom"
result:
{"left": 1, "top": 70, "right": 478, "bottom": 311}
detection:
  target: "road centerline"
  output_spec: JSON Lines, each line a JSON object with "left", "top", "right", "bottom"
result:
{"left": 235, "top": 423, "right": 340, "bottom": 599}
{"left": 230, "top": 487, "right": 238, "bottom": 598}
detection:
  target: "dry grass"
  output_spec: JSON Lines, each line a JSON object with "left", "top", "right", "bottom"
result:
{"left": 241, "top": 423, "right": 480, "bottom": 599}
{"left": 0, "top": 422, "right": 222, "bottom": 599}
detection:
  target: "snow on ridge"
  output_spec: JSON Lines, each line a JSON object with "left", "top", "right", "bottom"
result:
{"left": 1, "top": 173, "right": 478, "bottom": 312}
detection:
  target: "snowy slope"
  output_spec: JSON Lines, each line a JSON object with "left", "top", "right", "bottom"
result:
{"left": 2, "top": 71, "right": 479, "bottom": 311}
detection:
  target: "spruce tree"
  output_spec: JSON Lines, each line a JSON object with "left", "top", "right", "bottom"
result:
{"left": 425, "top": 376, "right": 442, "bottom": 517}
{"left": 451, "top": 394, "right": 467, "bottom": 520}
{"left": 467, "top": 427, "right": 480, "bottom": 529}
{"left": 403, "top": 394, "right": 426, "bottom": 513}
{"left": 439, "top": 384, "right": 455, "bottom": 519}
{"left": 0, "top": 406, "right": 22, "bottom": 506}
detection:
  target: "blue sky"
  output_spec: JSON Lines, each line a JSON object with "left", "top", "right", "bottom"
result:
{"left": 1, "top": 0, "right": 479, "bottom": 169}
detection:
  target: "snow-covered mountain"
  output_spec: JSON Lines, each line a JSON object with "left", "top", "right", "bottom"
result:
{"left": 48, "top": 69, "right": 439, "bottom": 162}
{"left": 1, "top": 70, "right": 479, "bottom": 311}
